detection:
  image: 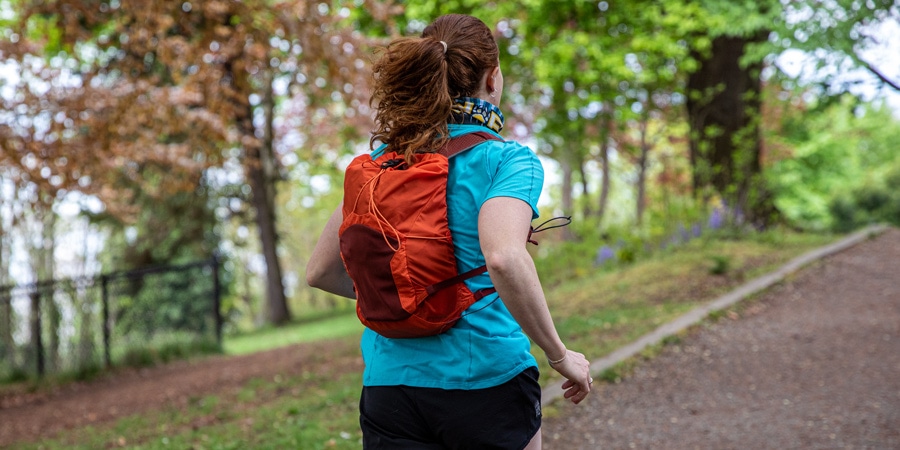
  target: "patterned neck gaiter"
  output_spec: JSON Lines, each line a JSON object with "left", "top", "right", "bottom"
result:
{"left": 450, "top": 97, "right": 505, "bottom": 133}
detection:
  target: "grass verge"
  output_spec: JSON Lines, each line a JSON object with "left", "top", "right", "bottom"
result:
{"left": 223, "top": 313, "right": 364, "bottom": 356}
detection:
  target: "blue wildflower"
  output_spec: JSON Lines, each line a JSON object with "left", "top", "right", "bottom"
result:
{"left": 692, "top": 223, "right": 702, "bottom": 237}
{"left": 708, "top": 208, "right": 724, "bottom": 229}
{"left": 679, "top": 223, "right": 691, "bottom": 242}
{"left": 595, "top": 245, "right": 616, "bottom": 265}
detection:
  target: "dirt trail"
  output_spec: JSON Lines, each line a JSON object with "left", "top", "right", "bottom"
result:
{"left": 0, "top": 337, "right": 362, "bottom": 447}
{"left": 543, "top": 228, "right": 900, "bottom": 449}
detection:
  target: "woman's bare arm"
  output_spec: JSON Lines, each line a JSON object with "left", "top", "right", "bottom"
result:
{"left": 479, "top": 196, "right": 591, "bottom": 404}
{"left": 306, "top": 205, "right": 356, "bottom": 299}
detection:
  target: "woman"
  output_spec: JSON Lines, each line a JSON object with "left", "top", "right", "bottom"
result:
{"left": 306, "top": 14, "right": 591, "bottom": 449}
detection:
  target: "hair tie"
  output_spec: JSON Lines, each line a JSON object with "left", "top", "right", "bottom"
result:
{"left": 439, "top": 40, "right": 447, "bottom": 54}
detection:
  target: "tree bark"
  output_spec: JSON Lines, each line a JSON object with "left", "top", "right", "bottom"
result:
{"left": 30, "top": 291, "right": 42, "bottom": 376}
{"left": 30, "top": 203, "right": 59, "bottom": 372}
{"left": 636, "top": 116, "right": 650, "bottom": 226}
{"left": 248, "top": 74, "right": 290, "bottom": 325}
{"left": 577, "top": 159, "right": 591, "bottom": 219}
{"left": 686, "top": 33, "right": 775, "bottom": 225}
{"left": 0, "top": 212, "right": 11, "bottom": 362}
{"left": 596, "top": 113, "right": 612, "bottom": 223}
{"left": 560, "top": 157, "right": 574, "bottom": 215}
{"left": 0, "top": 294, "right": 10, "bottom": 363}
{"left": 40, "top": 207, "right": 60, "bottom": 372}
{"left": 559, "top": 155, "right": 577, "bottom": 241}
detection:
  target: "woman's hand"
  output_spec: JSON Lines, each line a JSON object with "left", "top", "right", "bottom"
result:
{"left": 550, "top": 349, "right": 592, "bottom": 404}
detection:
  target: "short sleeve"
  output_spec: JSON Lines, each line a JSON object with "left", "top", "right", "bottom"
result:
{"left": 482, "top": 141, "right": 544, "bottom": 219}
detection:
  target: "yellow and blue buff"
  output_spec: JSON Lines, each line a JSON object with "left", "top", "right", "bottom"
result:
{"left": 450, "top": 97, "right": 504, "bottom": 133}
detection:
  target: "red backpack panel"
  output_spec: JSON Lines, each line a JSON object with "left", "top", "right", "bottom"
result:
{"left": 339, "top": 132, "right": 500, "bottom": 338}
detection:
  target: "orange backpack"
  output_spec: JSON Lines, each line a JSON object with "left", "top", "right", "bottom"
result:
{"left": 339, "top": 132, "right": 501, "bottom": 338}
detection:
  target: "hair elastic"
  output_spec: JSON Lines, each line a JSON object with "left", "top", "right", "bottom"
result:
{"left": 439, "top": 40, "right": 448, "bottom": 54}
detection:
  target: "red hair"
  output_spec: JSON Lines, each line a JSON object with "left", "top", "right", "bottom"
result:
{"left": 370, "top": 14, "right": 499, "bottom": 162}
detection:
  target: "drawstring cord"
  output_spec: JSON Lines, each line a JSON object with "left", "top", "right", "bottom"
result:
{"left": 356, "top": 158, "right": 452, "bottom": 253}
{"left": 527, "top": 216, "right": 572, "bottom": 245}
{"left": 461, "top": 216, "right": 572, "bottom": 318}
{"left": 352, "top": 159, "right": 405, "bottom": 252}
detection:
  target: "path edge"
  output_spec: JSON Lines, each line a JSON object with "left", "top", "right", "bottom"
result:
{"left": 541, "top": 224, "right": 890, "bottom": 407}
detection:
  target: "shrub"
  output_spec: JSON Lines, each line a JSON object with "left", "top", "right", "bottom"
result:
{"left": 117, "top": 332, "right": 220, "bottom": 368}
{"left": 829, "top": 165, "right": 900, "bottom": 232}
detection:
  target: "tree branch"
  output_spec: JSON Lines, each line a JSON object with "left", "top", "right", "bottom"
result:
{"left": 858, "top": 56, "right": 900, "bottom": 92}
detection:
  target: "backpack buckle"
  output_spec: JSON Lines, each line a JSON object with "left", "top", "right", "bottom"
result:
{"left": 380, "top": 159, "right": 406, "bottom": 170}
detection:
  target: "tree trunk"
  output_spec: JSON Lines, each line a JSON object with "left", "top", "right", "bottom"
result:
{"left": 247, "top": 74, "right": 290, "bottom": 326}
{"left": 73, "top": 281, "right": 95, "bottom": 371}
{"left": 596, "top": 113, "right": 612, "bottom": 222}
{"left": 559, "top": 156, "right": 577, "bottom": 241}
{"left": 30, "top": 291, "right": 42, "bottom": 376}
{"left": 686, "top": 33, "right": 775, "bottom": 225}
{"left": 40, "top": 206, "right": 61, "bottom": 372}
{"left": 560, "top": 157, "right": 574, "bottom": 217}
{"left": 636, "top": 116, "right": 650, "bottom": 226}
{"left": 30, "top": 204, "right": 58, "bottom": 372}
{"left": 0, "top": 214, "right": 11, "bottom": 362}
{"left": 577, "top": 159, "right": 591, "bottom": 219}
{"left": 0, "top": 293, "right": 10, "bottom": 363}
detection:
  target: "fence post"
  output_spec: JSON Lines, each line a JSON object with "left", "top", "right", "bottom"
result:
{"left": 212, "top": 255, "right": 222, "bottom": 348}
{"left": 30, "top": 290, "right": 44, "bottom": 378}
{"left": 101, "top": 275, "right": 111, "bottom": 368}
{"left": 0, "top": 287, "right": 10, "bottom": 362}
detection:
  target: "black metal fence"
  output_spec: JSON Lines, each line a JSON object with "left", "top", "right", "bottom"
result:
{"left": 0, "top": 257, "right": 221, "bottom": 380}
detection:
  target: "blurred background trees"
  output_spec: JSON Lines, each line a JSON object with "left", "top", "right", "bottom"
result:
{"left": 1, "top": 0, "right": 898, "bottom": 333}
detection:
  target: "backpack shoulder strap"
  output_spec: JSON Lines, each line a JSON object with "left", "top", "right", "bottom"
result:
{"left": 439, "top": 131, "right": 503, "bottom": 159}
{"left": 421, "top": 131, "right": 503, "bottom": 300}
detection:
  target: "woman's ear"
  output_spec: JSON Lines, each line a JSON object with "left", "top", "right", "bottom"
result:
{"left": 486, "top": 66, "right": 501, "bottom": 94}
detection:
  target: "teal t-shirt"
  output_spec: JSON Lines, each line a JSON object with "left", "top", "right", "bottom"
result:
{"left": 360, "top": 124, "right": 544, "bottom": 390}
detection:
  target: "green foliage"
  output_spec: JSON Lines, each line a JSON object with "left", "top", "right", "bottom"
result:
{"left": 115, "top": 332, "right": 220, "bottom": 368}
{"left": 695, "top": 0, "right": 781, "bottom": 39}
{"left": 829, "top": 165, "right": 900, "bottom": 232}
{"left": 112, "top": 265, "right": 218, "bottom": 339}
{"left": 708, "top": 254, "right": 731, "bottom": 275}
{"left": 532, "top": 205, "right": 709, "bottom": 287}
{"left": 767, "top": 97, "right": 900, "bottom": 230}
{"left": 598, "top": 365, "right": 623, "bottom": 384}
{"left": 223, "top": 312, "right": 363, "bottom": 355}
{"left": 0, "top": 366, "right": 30, "bottom": 384}
{"left": 773, "top": 0, "right": 897, "bottom": 78}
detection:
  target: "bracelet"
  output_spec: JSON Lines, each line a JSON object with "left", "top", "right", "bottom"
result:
{"left": 548, "top": 351, "right": 567, "bottom": 366}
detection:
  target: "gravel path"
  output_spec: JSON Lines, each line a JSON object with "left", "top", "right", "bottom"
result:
{"left": 543, "top": 228, "right": 900, "bottom": 449}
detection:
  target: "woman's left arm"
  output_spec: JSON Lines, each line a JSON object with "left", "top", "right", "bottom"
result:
{"left": 306, "top": 204, "right": 357, "bottom": 299}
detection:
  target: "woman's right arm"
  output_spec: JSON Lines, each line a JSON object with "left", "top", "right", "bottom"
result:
{"left": 479, "top": 196, "right": 592, "bottom": 404}
{"left": 306, "top": 204, "right": 357, "bottom": 299}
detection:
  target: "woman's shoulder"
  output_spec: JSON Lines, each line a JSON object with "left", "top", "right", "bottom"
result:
{"left": 450, "top": 127, "right": 536, "bottom": 157}
{"left": 479, "top": 135, "right": 540, "bottom": 169}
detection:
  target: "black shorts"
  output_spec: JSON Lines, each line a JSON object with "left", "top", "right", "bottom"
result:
{"left": 359, "top": 367, "right": 542, "bottom": 449}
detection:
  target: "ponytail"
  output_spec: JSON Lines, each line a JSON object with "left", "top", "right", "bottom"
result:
{"left": 370, "top": 14, "right": 499, "bottom": 163}
{"left": 370, "top": 37, "right": 452, "bottom": 162}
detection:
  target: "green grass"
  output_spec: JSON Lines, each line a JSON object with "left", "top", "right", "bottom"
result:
{"left": 223, "top": 312, "right": 364, "bottom": 355}
{"left": 21, "top": 370, "right": 365, "bottom": 450}
{"left": 116, "top": 332, "right": 222, "bottom": 367}
{"left": 16, "top": 229, "right": 839, "bottom": 449}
